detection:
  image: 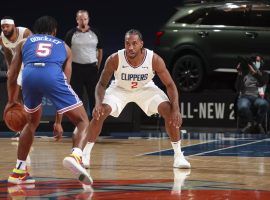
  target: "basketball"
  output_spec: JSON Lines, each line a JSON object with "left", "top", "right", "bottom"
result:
{"left": 3, "top": 103, "right": 27, "bottom": 132}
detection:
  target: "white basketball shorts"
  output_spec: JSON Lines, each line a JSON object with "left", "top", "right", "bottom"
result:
{"left": 103, "top": 82, "right": 169, "bottom": 117}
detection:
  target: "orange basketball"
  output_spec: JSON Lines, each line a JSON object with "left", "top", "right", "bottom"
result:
{"left": 4, "top": 103, "right": 28, "bottom": 132}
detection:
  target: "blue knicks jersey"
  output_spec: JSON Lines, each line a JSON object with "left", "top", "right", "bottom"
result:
{"left": 22, "top": 34, "right": 67, "bottom": 67}
{"left": 21, "top": 34, "right": 82, "bottom": 113}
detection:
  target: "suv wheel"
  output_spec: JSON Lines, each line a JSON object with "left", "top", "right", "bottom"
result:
{"left": 172, "top": 55, "right": 204, "bottom": 92}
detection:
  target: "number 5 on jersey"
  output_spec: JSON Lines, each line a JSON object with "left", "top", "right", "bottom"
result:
{"left": 36, "top": 43, "right": 52, "bottom": 57}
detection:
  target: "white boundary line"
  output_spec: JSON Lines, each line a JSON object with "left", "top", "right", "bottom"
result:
{"left": 136, "top": 139, "right": 268, "bottom": 157}
{"left": 135, "top": 140, "right": 217, "bottom": 157}
{"left": 188, "top": 139, "right": 266, "bottom": 157}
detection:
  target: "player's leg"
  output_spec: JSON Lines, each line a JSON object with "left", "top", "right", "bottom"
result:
{"left": 87, "top": 104, "right": 111, "bottom": 142}
{"left": 8, "top": 106, "right": 42, "bottom": 184}
{"left": 135, "top": 85, "right": 190, "bottom": 168}
{"left": 83, "top": 86, "right": 126, "bottom": 168}
{"left": 82, "top": 104, "right": 111, "bottom": 168}
{"left": 49, "top": 69, "right": 92, "bottom": 184}
{"left": 8, "top": 65, "right": 45, "bottom": 184}
{"left": 64, "top": 106, "right": 89, "bottom": 149}
{"left": 62, "top": 105, "right": 93, "bottom": 184}
{"left": 17, "top": 108, "right": 42, "bottom": 161}
{"left": 158, "top": 102, "right": 190, "bottom": 168}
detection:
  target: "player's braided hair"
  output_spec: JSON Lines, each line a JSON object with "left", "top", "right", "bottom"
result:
{"left": 33, "top": 16, "right": 57, "bottom": 35}
{"left": 125, "top": 29, "right": 143, "bottom": 41}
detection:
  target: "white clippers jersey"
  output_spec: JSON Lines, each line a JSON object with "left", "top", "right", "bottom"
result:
{"left": 113, "top": 48, "right": 155, "bottom": 91}
{"left": 1, "top": 27, "right": 26, "bottom": 56}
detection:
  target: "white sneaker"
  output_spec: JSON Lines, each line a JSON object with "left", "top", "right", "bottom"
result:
{"left": 171, "top": 168, "right": 191, "bottom": 195}
{"left": 82, "top": 153, "right": 90, "bottom": 169}
{"left": 173, "top": 152, "right": 191, "bottom": 169}
{"left": 63, "top": 154, "right": 93, "bottom": 185}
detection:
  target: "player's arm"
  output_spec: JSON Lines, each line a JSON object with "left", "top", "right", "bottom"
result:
{"left": 23, "top": 28, "right": 32, "bottom": 38}
{"left": 63, "top": 43, "right": 72, "bottom": 83}
{"left": 153, "top": 53, "right": 179, "bottom": 110}
{"left": 2, "top": 46, "right": 13, "bottom": 67}
{"left": 153, "top": 53, "right": 181, "bottom": 127}
{"left": 1, "top": 35, "right": 12, "bottom": 66}
{"left": 92, "top": 53, "right": 117, "bottom": 120}
{"left": 6, "top": 39, "right": 25, "bottom": 103}
{"left": 95, "top": 53, "right": 118, "bottom": 105}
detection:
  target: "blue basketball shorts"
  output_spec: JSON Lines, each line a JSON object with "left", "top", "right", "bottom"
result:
{"left": 22, "top": 64, "right": 82, "bottom": 114}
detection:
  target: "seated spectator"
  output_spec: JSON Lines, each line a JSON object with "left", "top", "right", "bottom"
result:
{"left": 235, "top": 55, "right": 269, "bottom": 134}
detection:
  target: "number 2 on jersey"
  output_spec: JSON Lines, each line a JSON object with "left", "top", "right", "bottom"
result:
{"left": 131, "top": 81, "right": 138, "bottom": 89}
{"left": 36, "top": 43, "right": 52, "bottom": 57}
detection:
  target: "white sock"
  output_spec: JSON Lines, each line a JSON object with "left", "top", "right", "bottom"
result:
{"left": 16, "top": 159, "right": 27, "bottom": 170}
{"left": 171, "top": 140, "right": 182, "bottom": 155}
{"left": 83, "top": 142, "right": 95, "bottom": 156}
{"left": 72, "top": 147, "right": 83, "bottom": 157}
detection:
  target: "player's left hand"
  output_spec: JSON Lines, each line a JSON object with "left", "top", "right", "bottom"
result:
{"left": 53, "top": 123, "right": 63, "bottom": 141}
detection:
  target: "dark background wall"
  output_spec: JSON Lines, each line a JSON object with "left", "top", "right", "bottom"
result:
{"left": 0, "top": 0, "right": 183, "bottom": 59}
{"left": 0, "top": 0, "right": 188, "bottom": 132}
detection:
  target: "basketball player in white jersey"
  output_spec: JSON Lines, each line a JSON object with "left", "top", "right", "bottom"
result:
{"left": 0, "top": 16, "right": 32, "bottom": 163}
{"left": 0, "top": 16, "right": 32, "bottom": 86}
{"left": 82, "top": 29, "right": 191, "bottom": 170}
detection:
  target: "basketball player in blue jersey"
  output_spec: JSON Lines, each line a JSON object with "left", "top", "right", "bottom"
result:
{"left": 5, "top": 16, "right": 92, "bottom": 185}
{"left": 82, "top": 29, "right": 191, "bottom": 171}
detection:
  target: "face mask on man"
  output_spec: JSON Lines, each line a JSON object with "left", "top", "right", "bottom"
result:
{"left": 254, "top": 61, "right": 260, "bottom": 69}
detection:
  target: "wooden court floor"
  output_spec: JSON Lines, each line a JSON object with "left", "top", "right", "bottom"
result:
{"left": 0, "top": 132, "right": 270, "bottom": 200}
